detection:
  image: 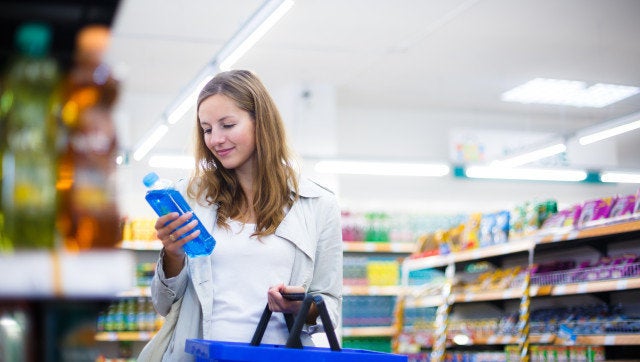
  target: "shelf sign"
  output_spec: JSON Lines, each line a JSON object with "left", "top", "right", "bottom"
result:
{"left": 558, "top": 324, "right": 576, "bottom": 345}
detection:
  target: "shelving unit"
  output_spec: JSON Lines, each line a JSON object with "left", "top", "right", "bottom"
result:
{"left": 89, "top": 241, "right": 162, "bottom": 359}
{"left": 342, "top": 241, "right": 414, "bottom": 352}
{"left": 397, "top": 216, "right": 640, "bottom": 361}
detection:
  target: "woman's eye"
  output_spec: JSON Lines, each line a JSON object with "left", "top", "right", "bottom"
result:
{"left": 202, "top": 128, "right": 212, "bottom": 135}
{"left": 222, "top": 123, "right": 235, "bottom": 129}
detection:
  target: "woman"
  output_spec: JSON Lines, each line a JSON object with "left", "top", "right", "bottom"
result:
{"left": 147, "top": 69, "right": 343, "bottom": 360}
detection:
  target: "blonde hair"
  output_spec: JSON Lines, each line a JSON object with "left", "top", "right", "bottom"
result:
{"left": 188, "top": 70, "right": 299, "bottom": 236}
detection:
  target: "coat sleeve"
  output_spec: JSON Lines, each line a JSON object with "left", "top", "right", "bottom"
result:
{"left": 150, "top": 249, "right": 190, "bottom": 316}
{"left": 307, "top": 192, "right": 343, "bottom": 332}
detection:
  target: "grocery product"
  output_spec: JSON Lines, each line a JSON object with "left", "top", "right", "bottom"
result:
{"left": 56, "top": 25, "right": 121, "bottom": 250}
{"left": 143, "top": 172, "right": 216, "bottom": 257}
{"left": 0, "top": 22, "right": 61, "bottom": 249}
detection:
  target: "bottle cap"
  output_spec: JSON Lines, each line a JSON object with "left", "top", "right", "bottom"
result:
{"left": 16, "top": 22, "right": 52, "bottom": 57}
{"left": 75, "top": 24, "right": 111, "bottom": 65}
{"left": 142, "top": 172, "right": 159, "bottom": 188}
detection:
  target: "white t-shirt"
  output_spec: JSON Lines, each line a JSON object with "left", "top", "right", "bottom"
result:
{"left": 208, "top": 219, "right": 296, "bottom": 345}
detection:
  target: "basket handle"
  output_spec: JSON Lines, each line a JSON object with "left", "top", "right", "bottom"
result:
{"left": 250, "top": 294, "right": 341, "bottom": 351}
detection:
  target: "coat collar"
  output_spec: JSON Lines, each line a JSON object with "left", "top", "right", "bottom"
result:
{"left": 294, "top": 178, "right": 333, "bottom": 198}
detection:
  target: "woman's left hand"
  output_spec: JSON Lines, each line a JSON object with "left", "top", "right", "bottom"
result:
{"left": 267, "top": 284, "right": 305, "bottom": 314}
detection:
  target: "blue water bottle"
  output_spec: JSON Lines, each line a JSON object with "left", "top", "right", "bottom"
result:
{"left": 143, "top": 172, "right": 215, "bottom": 257}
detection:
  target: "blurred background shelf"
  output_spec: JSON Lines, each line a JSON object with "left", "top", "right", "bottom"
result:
{"left": 0, "top": 249, "right": 135, "bottom": 298}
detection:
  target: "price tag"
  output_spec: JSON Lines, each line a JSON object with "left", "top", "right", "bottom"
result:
{"left": 540, "top": 333, "right": 553, "bottom": 343}
{"left": 390, "top": 243, "right": 403, "bottom": 253}
{"left": 604, "top": 335, "right": 616, "bottom": 345}
{"left": 616, "top": 279, "right": 628, "bottom": 290}
{"left": 487, "top": 335, "right": 498, "bottom": 344}
{"left": 364, "top": 243, "right": 377, "bottom": 252}
{"left": 530, "top": 285, "right": 539, "bottom": 296}
{"left": 465, "top": 293, "right": 475, "bottom": 302}
{"left": 577, "top": 283, "right": 588, "bottom": 294}
{"left": 554, "top": 284, "right": 566, "bottom": 295}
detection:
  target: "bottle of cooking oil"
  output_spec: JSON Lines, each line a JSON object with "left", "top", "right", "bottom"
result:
{"left": 57, "top": 25, "right": 121, "bottom": 250}
{"left": 0, "top": 22, "right": 61, "bottom": 250}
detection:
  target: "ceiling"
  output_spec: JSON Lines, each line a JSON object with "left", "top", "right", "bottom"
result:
{"left": 3, "top": 0, "right": 640, "bottom": 167}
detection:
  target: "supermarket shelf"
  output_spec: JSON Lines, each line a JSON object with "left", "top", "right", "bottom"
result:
{"left": 571, "top": 334, "right": 640, "bottom": 346}
{"left": 403, "top": 294, "right": 444, "bottom": 308}
{"left": 342, "top": 326, "right": 396, "bottom": 337}
{"left": 474, "top": 335, "right": 519, "bottom": 345}
{"left": 403, "top": 239, "right": 534, "bottom": 270}
{"left": 119, "top": 240, "right": 162, "bottom": 251}
{"left": 0, "top": 249, "right": 135, "bottom": 298}
{"left": 536, "top": 217, "right": 640, "bottom": 245}
{"left": 343, "top": 285, "right": 402, "bottom": 296}
{"left": 117, "top": 286, "right": 151, "bottom": 298}
{"left": 343, "top": 241, "right": 414, "bottom": 253}
{"left": 455, "top": 285, "right": 552, "bottom": 303}
{"left": 549, "top": 277, "right": 640, "bottom": 296}
{"left": 95, "top": 331, "right": 156, "bottom": 342}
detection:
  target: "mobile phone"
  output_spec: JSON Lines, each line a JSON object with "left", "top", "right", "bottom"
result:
{"left": 280, "top": 292, "right": 306, "bottom": 301}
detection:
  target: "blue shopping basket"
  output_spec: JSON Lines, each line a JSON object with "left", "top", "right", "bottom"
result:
{"left": 185, "top": 294, "right": 407, "bottom": 362}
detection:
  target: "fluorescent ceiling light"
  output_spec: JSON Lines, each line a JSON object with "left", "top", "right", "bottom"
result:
{"left": 129, "top": 0, "right": 294, "bottom": 162}
{"left": 218, "top": 0, "right": 294, "bottom": 71}
{"left": 465, "top": 166, "right": 587, "bottom": 182}
{"left": 578, "top": 113, "right": 640, "bottom": 145}
{"left": 501, "top": 78, "right": 639, "bottom": 108}
{"left": 600, "top": 171, "right": 640, "bottom": 184}
{"left": 314, "top": 160, "right": 450, "bottom": 177}
{"left": 491, "top": 143, "right": 566, "bottom": 168}
{"left": 166, "top": 71, "right": 215, "bottom": 125}
{"left": 148, "top": 155, "right": 195, "bottom": 170}
{"left": 133, "top": 124, "right": 169, "bottom": 161}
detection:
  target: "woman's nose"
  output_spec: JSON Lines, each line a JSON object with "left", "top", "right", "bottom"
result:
{"left": 211, "top": 131, "right": 225, "bottom": 144}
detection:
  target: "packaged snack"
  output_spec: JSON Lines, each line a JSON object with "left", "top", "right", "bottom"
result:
{"left": 509, "top": 202, "right": 528, "bottom": 239}
{"left": 492, "top": 210, "right": 510, "bottom": 244}
{"left": 461, "top": 212, "right": 482, "bottom": 249}
{"left": 609, "top": 194, "right": 637, "bottom": 217}
{"left": 412, "top": 232, "right": 439, "bottom": 258}
{"left": 577, "top": 196, "right": 616, "bottom": 228}
{"left": 447, "top": 224, "right": 466, "bottom": 252}
{"left": 635, "top": 188, "right": 640, "bottom": 213}
{"left": 541, "top": 209, "right": 569, "bottom": 230}
{"left": 479, "top": 213, "right": 496, "bottom": 247}
{"left": 562, "top": 204, "right": 582, "bottom": 228}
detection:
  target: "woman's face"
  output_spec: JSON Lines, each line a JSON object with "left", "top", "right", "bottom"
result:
{"left": 198, "top": 93, "right": 256, "bottom": 174}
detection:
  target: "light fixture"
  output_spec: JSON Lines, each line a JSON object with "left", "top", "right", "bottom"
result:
{"left": 148, "top": 155, "right": 195, "bottom": 170}
{"left": 465, "top": 166, "right": 587, "bottom": 182}
{"left": 600, "top": 171, "right": 640, "bottom": 184}
{"left": 132, "top": 124, "right": 169, "bottom": 161}
{"left": 314, "top": 160, "right": 450, "bottom": 177}
{"left": 491, "top": 142, "right": 566, "bottom": 168}
{"left": 578, "top": 112, "right": 640, "bottom": 145}
{"left": 218, "top": 0, "right": 294, "bottom": 71}
{"left": 501, "top": 78, "right": 639, "bottom": 108}
{"left": 452, "top": 334, "right": 471, "bottom": 345}
{"left": 165, "top": 68, "right": 216, "bottom": 125}
{"left": 131, "top": 0, "right": 294, "bottom": 162}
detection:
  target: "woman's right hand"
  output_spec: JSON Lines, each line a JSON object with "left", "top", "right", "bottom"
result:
{"left": 155, "top": 211, "right": 201, "bottom": 263}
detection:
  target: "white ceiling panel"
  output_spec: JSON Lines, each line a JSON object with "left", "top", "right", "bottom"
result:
{"left": 104, "top": 0, "right": 640, "bottom": 168}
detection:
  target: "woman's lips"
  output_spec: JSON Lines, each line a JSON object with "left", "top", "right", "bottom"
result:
{"left": 216, "top": 147, "right": 233, "bottom": 157}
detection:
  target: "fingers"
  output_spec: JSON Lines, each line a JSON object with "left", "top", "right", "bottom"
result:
{"left": 267, "top": 285, "right": 304, "bottom": 314}
{"left": 155, "top": 212, "right": 201, "bottom": 255}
